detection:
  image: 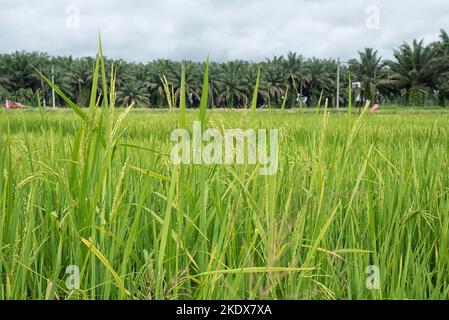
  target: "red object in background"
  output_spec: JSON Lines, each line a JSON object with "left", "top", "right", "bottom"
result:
{"left": 4, "top": 100, "right": 26, "bottom": 109}
{"left": 369, "top": 103, "right": 379, "bottom": 113}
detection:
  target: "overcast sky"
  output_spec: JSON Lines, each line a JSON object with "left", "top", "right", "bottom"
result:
{"left": 1, "top": 0, "right": 448, "bottom": 62}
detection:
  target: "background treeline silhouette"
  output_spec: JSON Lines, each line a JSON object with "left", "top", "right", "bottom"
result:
{"left": 1, "top": 29, "right": 448, "bottom": 108}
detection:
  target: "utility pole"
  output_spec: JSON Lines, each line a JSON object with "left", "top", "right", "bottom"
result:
{"left": 40, "top": 65, "right": 46, "bottom": 108}
{"left": 336, "top": 58, "right": 340, "bottom": 109}
{"left": 51, "top": 66, "right": 56, "bottom": 108}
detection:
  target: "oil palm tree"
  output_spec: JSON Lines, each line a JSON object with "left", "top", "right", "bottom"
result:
{"left": 49, "top": 56, "right": 80, "bottom": 105}
{"left": 434, "top": 29, "right": 449, "bottom": 105}
{"left": 306, "top": 58, "right": 335, "bottom": 106}
{"left": 117, "top": 80, "right": 150, "bottom": 107}
{"left": 202, "top": 61, "right": 220, "bottom": 108}
{"left": 217, "top": 61, "right": 247, "bottom": 108}
{"left": 144, "top": 59, "right": 173, "bottom": 107}
{"left": 0, "top": 71, "right": 10, "bottom": 103}
{"left": 0, "top": 52, "right": 48, "bottom": 92}
{"left": 284, "top": 52, "right": 311, "bottom": 106}
{"left": 164, "top": 61, "right": 202, "bottom": 107}
{"left": 263, "top": 56, "right": 287, "bottom": 107}
{"left": 348, "top": 48, "right": 389, "bottom": 103}
{"left": 386, "top": 39, "right": 438, "bottom": 105}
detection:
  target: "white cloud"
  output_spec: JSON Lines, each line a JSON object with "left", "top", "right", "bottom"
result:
{"left": 0, "top": 0, "right": 448, "bottom": 62}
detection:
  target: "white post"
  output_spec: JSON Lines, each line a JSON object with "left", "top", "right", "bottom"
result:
{"left": 51, "top": 66, "right": 56, "bottom": 108}
{"left": 40, "top": 74, "right": 46, "bottom": 108}
{"left": 336, "top": 58, "right": 340, "bottom": 109}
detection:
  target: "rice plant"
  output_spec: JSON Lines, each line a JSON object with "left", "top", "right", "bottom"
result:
{"left": 1, "top": 40, "right": 449, "bottom": 300}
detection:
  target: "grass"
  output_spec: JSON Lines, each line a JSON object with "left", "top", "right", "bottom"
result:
{"left": 2, "top": 108, "right": 449, "bottom": 299}
{"left": 1, "top": 42, "right": 449, "bottom": 300}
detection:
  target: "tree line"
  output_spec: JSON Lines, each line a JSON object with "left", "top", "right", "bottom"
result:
{"left": 1, "top": 29, "right": 448, "bottom": 108}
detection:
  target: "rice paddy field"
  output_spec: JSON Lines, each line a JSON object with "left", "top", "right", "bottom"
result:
{"left": 1, "top": 105, "right": 449, "bottom": 300}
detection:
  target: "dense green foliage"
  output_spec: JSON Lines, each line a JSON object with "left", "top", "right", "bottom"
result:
{"left": 1, "top": 37, "right": 449, "bottom": 301}
{"left": 1, "top": 107, "right": 449, "bottom": 299}
{"left": 1, "top": 30, "right": 449, "bottom": 108}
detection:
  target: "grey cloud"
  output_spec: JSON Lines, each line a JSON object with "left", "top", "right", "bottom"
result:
{"left": 0, "top": 0, "right": 448, "bottom": 62}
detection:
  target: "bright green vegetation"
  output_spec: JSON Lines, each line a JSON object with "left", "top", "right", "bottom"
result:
{"left": 1, "top": 42, "right": 449, "bottom": 301}
{"left": 1, "top": 30, "right": 449, "bottom": 109}
{"left": 1, "top": 107, "right": 449, "bottom": 299}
